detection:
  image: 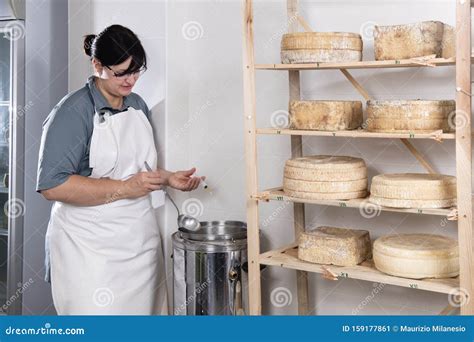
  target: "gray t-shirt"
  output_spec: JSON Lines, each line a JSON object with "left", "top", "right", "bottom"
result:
{"left": 36, "top": 75, "right": 151, "bottom": 192}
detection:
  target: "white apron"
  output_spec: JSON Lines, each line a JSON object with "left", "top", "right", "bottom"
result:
{"left": 46, "top": 107, "right": 168, "bottom": 315}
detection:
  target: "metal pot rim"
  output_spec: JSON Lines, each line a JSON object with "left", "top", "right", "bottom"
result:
{"left": 178, "top": 220, "right": 247, "bottom": 242}
{"left": 172, "top": 232, "right": 247, "bottom": 252}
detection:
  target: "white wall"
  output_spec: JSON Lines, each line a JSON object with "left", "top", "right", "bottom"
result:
{"left": 68, "top": 0, "right": 466, "bottom": 315}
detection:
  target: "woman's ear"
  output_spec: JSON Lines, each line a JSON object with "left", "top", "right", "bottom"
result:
{"left": 92, "top": 57, "right": 103, "bottom": 75}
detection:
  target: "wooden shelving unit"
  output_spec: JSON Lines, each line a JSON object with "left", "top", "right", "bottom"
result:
{"left": 242, "top": 0, "right": 473, "bottom": 315}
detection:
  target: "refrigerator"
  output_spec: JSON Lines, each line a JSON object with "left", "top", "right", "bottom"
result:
{"left": 0, "top": 0, "right": 25, "bottom": 315}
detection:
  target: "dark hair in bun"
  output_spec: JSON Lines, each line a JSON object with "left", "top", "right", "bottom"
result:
{"left": 83, "top": 25, "right": 147, "bottom": 76}
{"left": 83, "top": 34, "right": 96, "bottom": 57}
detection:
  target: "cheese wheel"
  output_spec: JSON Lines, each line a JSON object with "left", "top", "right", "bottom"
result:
{"left": 282, "top": 32, "right": 363, "bottom": 50}
{"left": 367, "top": 119, "right": 452, "bottom": 133}
{"left": 369, "top": 196, "right": 456, "bottom": 209}
{"left": 281, "top": 50, "right": 362, "bottom": 64}
{"left": 374, "top": 21, "right": 454, "bottom": 60}
{"left": 285, "top": 188, "right": 367, "bottom": 200}
{"left": 366, "top": 100, "right": 455, "bottom": 133}
{"left": 289, "top": 100, "right": 363, "bottom": 131}
{"left": 284, "top": 177, "right": 367, "bottom": 193}
{"left": 298, "top": 226, "right": 372, "bottom": 266}
{"left": 284, "top": 165, "right": 367, "bottom": 182}
{"left": 285, "top": 155, "right": 366, "bottom": 170}
{"left": 373, "top": 234, "right": 459, "bottom": 279}
{"left": 441, "top": 25, "right": 455, "bottom": 59}
{"left": 281, "top": 32, "right": 363, "bottom": 64}
{"left": 284, "top": 155, "right": 368, "bottom": 200}
{"left": 370, "top": 173, "right": 457, "bottom": 200}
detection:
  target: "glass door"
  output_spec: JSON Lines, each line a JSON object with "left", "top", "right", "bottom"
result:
{"left": 0, "top": 19, "right": 25, "bottom": 315}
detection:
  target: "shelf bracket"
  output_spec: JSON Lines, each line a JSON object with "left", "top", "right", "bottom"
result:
{"left": 430, "top": 130, "right": 444, "bottom": 142}
{"left": 408, "top": 54, "right": 438, "bottom": 67}
{"left": 296, "top": 14, "right": 313, "bottom": 32}
{"left": 438, "top": 303, "right": 458, "bottom": 315}
{"left": 340, "top": 69, "right": 438, "bottom": 174}
{"left": 447, "top": 208, "right": 459, "bottom": 221}
{"left": 321, "top": 266, "right": 339, "bottom": 281}
{"left": 399, "top": 139, "right": 437, "bottom": 174}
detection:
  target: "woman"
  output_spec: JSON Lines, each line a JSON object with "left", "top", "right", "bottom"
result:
{"left": 36, "top": 25, "right": 203, "bottom": 315}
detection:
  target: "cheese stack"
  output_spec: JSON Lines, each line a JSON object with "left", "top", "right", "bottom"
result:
{"left": 298, "top": 226, "right": 372, "bottom": 266}
{"left": 366, "top": 100, "right": 455, "bottom": 133}
{"left": 369, "top": 173, "right": 457, "bottom": 209}
{"left": 373, "top": 234, "right": 459, "bottom": 279}
{"left": 374, "top": 21, "right": 455, "bottom": 60}
{"left": 289, "top": 100, "right": 363, "bottom": 131}
{"left": 281, "top": 32, "right": 363, "bottom": 64}
{"left": 283, "top": 155, "right": 368, "bottom": 200}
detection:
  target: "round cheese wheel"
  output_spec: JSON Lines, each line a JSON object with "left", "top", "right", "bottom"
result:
{"left": 284, "top": 155, "right": 368, "bottom": 200}
{"left": 289, "top": 100, "right": 363, "bottom": 131}
{"left": 284, "top": 165, "right": 367, "bottom": 182}
{"left": 285, "top": 155, "right": 366, "bottom": 170}
{"left": 373, "top": 234, "right": 459, "bottom": 279}
{"left": 281, "top": 32, "right": 363, "bottom": 50}
{"left": 284, "top": 188, "right": 367, "bottom": 200}
{"left": 281, "top": 50, "right": 363, "bottom": 64}
{"left": 284, "top": 177, "right": 367, "bottom": 193}
{"left": 366, "top": 100, "right": 455, "bottom": 133}
{"left": 369, "top": 195, "right": 456, "bottom": 209}
{"left": 281, "top": 32, "right": 363, "bottom": 63}
{"left": 370, "top": 173, "right": 457, "bottom": 200}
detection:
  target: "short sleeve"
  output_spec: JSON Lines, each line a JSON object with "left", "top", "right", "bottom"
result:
{"left": 36, "top": 101, "right": 90, "bottom": 192}
{"left": 128, "top": 93, "right": 151, "bottom": 120}
{"left": 141, "top": 99, "right": 151, "bottom": 119}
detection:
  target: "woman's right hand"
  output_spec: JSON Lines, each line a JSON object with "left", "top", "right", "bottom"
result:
{"left": 122, "top": 171, "right": 166, "bottom": 199}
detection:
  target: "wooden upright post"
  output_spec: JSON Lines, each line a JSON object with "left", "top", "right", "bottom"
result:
{"left": 455, "top": 0, "right": 474, "bottom": 315}
{"left": 288, "top": 0, "right": 310, "bottom": 315}
{"left": 242, "top": 0, "right": 262, "bottom": 315}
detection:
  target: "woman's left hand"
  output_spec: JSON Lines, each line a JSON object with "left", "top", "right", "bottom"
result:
{"left": 169, "top": 168, "right": 205, "bottom": 192}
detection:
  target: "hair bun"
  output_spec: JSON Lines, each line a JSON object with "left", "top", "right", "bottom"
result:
{"left": 83, "top": 34, "right": 96, "bottom": 57}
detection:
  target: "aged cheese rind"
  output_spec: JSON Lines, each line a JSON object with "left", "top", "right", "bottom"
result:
{"left": 289, "top": 100, "right": 363, "bottom": 131}
{"left": 285, "top": 155, "right": 366, "bottom": 170}
{"left": 285, "top": 188, "right": 367, "bottom": 200}
{"left": 284, "top": 155, "right": 368, "bottom": 200}
{"left": 369, "top": 195, "right": 456, "bottom": 209}
{"left": 282, "top": 32, "right": 363, "bottom": 50}
{"left": 374, "top": 21, "right": 455, "bottom": 60}
{"left": 441, "top": 25, "right": 455, "bottom": 59}
{"left": 281, "top": 32, "right": 363, "bottom": 64}
{"left": 298, "top": 226, "right": 372, "bottom": 266}
{"left": 284, "top": 165, "right": 367, "bottom": 181}
{"left": 370, "top": 173, "right": 457, "bottom": 200}
{"left": 284, "top": 177, "right": 367, "bottom": 193}
{"left": 367, "top": 120, "right": 452, "bottom": 133}
{"left": 366, "top": 100, "right": 455, "bottom": 133}
{"left": 373, "top": 234, "right": 459, "bottom": 279}
{"left": 281, "top": 50, "right": 362, "bottom": 64}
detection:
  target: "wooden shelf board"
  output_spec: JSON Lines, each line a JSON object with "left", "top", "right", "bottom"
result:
{"left": 259, "top": 244, "right": 459, "bottom": 295}
{"left": 254, "top": 188, "right": 457, "bottom": 219}
{"left": 256, "top": 128, "right": 454, "bottom": 140}
{"left": 254, "top": 57, "right": 465, "bottom": 71}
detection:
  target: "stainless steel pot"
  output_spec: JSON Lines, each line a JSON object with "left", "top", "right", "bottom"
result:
{"left": 172, "top": 221, "right": 248, "bottom": 315}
